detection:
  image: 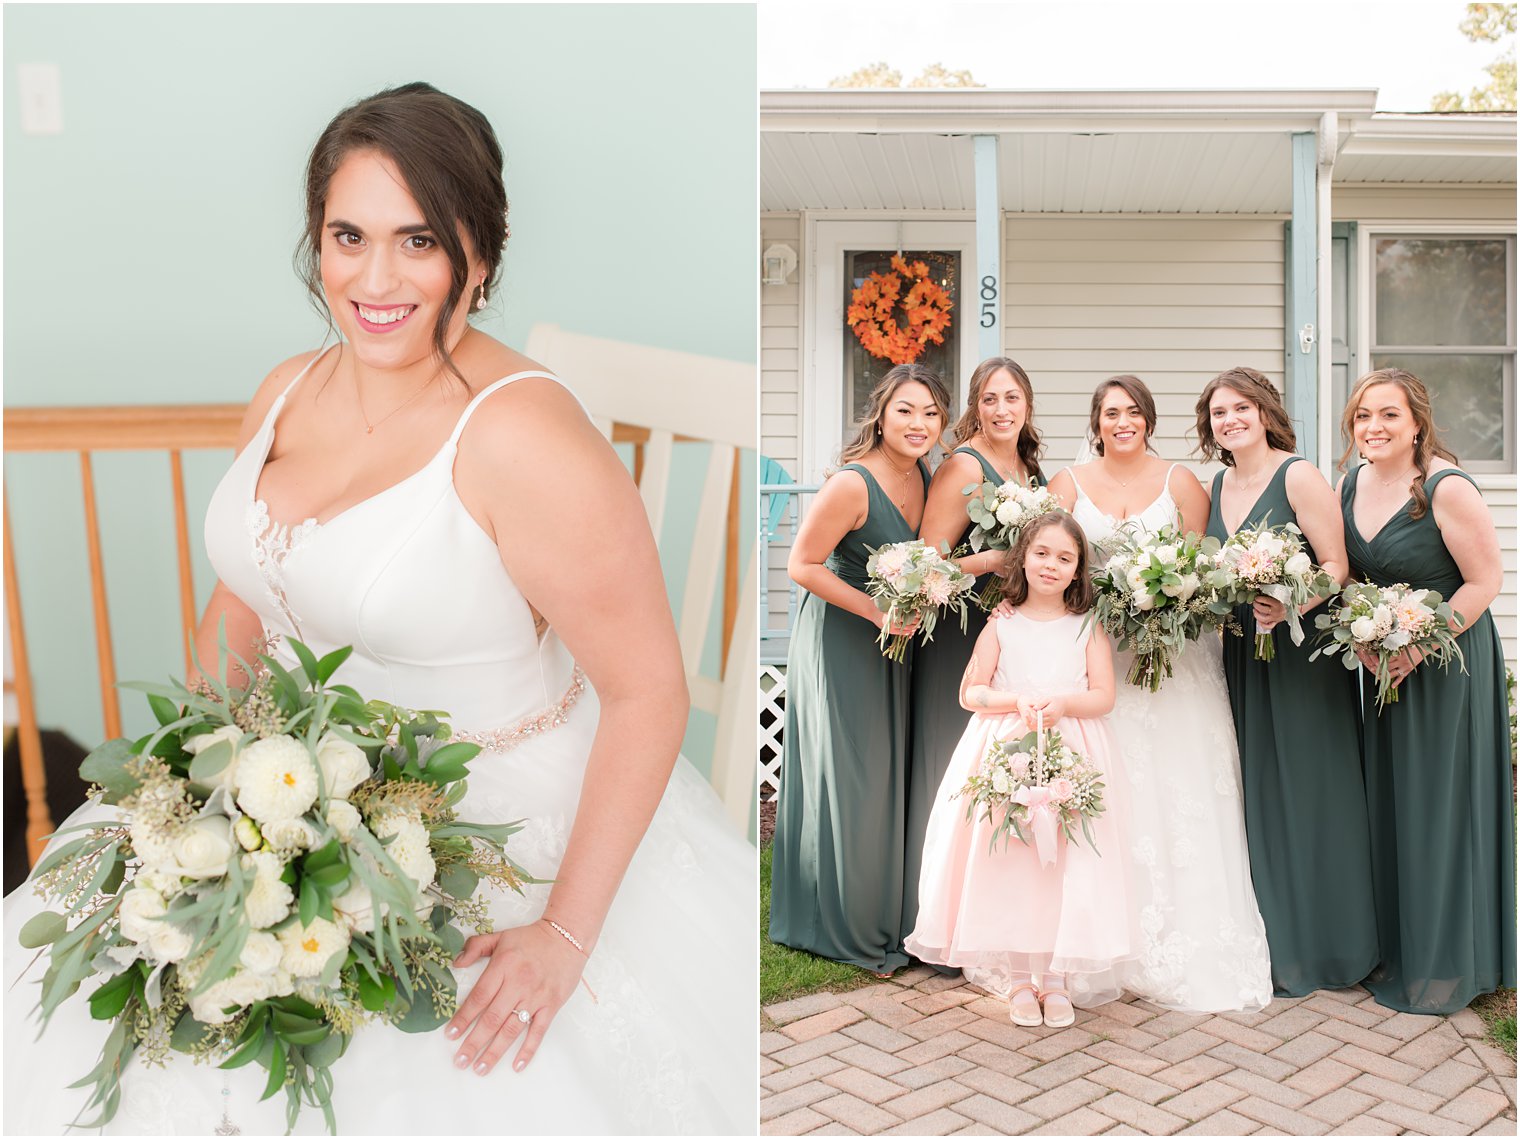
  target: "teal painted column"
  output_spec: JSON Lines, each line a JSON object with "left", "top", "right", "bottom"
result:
{"left": 1287, "top": 131, "right": 1319, "bottom": 464}
{"left": 974, "top": 135, "right": 1001, "bottom": 361}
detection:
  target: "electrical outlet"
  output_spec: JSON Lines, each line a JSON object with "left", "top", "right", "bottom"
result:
{"left": 18, "top": 63, "right": 62, "bottom": 135}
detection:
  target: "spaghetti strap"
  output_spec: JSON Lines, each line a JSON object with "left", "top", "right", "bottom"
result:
{"left": 275, "top": 343, "right": 340, "bottom": 402}
{"left": 446, "top": 369, "right": 570, "bottom": 446}
{"left": 1067, "top": 467, "right": 1090, "bottom": 502}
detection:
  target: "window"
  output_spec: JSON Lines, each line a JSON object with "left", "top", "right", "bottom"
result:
{"left": 841, "top": 250, "right": 962, "bottom": 438}
{"left": 1369, "top": 235, "right": 1516, "bottom": 472}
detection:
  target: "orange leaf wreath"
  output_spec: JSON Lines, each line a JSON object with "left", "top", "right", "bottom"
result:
{"left": 846, "top": 255, "right": 954, "bottom": 365}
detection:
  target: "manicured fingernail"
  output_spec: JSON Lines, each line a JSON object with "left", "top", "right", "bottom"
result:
{"left": 445, "top": 1025, "right": 461, "bottom": 1039}
{"left": 513, "top": 1058, "right": 527, "bottom": 1072}
{"left": 475, "top": 1062, "right": 489, "bottom": 1075}
{"left": 454, "top": 1052, "right": 470, "bottom": 1069}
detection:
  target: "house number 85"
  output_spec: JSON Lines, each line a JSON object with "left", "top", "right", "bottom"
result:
{"left": 979, "top": 275, "right": 998, "bottom": 329}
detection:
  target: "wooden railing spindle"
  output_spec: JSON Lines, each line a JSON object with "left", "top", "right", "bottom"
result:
{"left": 169, "top": 450, "right": 198, "bottom": 676}
{"left": 79, "top": 451, "right": 122, "bottom": 740}
{"left": 5, "top": 499, "right": 53, "bottom": 863}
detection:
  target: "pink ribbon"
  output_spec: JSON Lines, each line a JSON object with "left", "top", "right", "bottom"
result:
{"left": 1013, "top": 786, "right": 1060, "bottom": 867}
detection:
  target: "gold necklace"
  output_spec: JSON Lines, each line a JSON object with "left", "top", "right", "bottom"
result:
{"left": 355, "top": 372, "right": 436, "bottom": 435}
{"left": 879, "top": 454, "right": 917, "bottom": 511}
{"left": 1371, "top": 463, "right": 1419, "bottom": 489}
{"left": 1232, "top": 463, "right": 1270, "bottom": 497}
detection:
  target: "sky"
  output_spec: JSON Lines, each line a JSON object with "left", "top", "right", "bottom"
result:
{"left": 758, "top": 0, "right": 1506, "bottom": 112}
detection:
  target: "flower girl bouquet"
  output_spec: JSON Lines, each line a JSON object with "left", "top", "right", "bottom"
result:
{"left": 956, "top": 714, "right": 1106, "bottom": 864}
{"left": 1310, "top": 582, "right": 1464, "bottom": 709}
{"left": 865, "top": 540, "right": 977, "bottom": 662}
{"left": 1088, "top": 523, "right": 1223, "bottom": 691}
{"left": 1205, "top": 521, "right": 1336, "bottom": 660}
{"left": 17, "top": 637, "right": 535, "bottom": 1134}
{"left": 962, "top": 477, "right": 1062, "bottom": 609}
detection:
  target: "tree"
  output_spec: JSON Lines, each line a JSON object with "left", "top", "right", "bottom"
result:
{"left": 1431, "top": 2, "right": 1516, "bottom": 112}
{"left": 830, "top": 62, "right": 982, "bottom": 89}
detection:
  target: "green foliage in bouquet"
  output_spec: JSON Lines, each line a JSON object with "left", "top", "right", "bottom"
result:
{"left": 1310, "top": 580, "right": 1465, "bottom": 710}
{"left": 17, "top": 630, "right": 539, "bottom": 1134}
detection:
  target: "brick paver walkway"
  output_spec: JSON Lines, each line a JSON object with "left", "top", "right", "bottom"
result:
{"left": 761, "top": 968, "right": 1517, "bottom": 1136}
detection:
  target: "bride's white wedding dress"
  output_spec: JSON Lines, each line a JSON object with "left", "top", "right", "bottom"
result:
{"left": 1068, "top": 468, "right": 1273, "bottom": 1013}
{"left": 4, "top": 359, "right": 756, "bottom": 1135}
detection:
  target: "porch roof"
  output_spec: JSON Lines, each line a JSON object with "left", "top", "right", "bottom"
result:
{"left": 760, "top": 89, "right": 1516, "bottom": 213}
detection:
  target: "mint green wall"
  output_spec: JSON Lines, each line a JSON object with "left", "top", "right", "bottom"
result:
{"left": 3, "top": 5, "right": 757, "bottom": 777}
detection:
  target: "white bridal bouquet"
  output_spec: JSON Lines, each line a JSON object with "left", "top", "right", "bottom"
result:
{"left": 1310, "top": 582, "right": 1465, "bottom": 710}
{"left": 1088, "top": 523, "right": 1225, "bottom": 691}
{"left": 961, "top": 477, "right": 1063, "bottom": 609}
{"left": 864, "top": 540, "right": 977, "bottom": 663}
{"left": 18, "top": 637, "right": 535, "bottom": 1133}
{"left": 956, "top": 717, "right": 1106, "bottom": 864}
{"left": 1205, "top": 521, "right": 1336, "bottom": 661}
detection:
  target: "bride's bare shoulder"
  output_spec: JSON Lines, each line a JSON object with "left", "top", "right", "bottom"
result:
{"left": 237, "top": 348, "right": 335, "bottom": 448}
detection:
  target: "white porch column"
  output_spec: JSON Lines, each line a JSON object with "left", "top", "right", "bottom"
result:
{"left": 973, "top": 134, "right": 1001, "bottom": 360}
{"left": 1316, "top": 112, "right": 1338, "bottom": 474}
{"left": 1287, "top": 132, "right": 1320, "bottom": 465}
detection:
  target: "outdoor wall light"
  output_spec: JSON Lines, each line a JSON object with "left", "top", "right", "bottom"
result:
{"left": 762, "top": 243, "right": 797, "bottom": 286}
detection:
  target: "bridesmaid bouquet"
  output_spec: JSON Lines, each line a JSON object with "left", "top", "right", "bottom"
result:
{"left": 865, "top": 539, "right": 977, "bottom": 662}
{"left": 956, "top": 717, "right": 1106, "bottom": 864}
{"left": 1205, "top": 521, "right": 1336, "bottom": 661}
{"left": 1088, "top": 523, "right": 1224, "bottom": 691}
{"left": 17, "top": 637, "right": 535, "bottom": 1134}
{"left": 962, "top": 477, "right": 1062, "bottom": 609}
{"left": 1310, "top": 581, "right": 1465, "bottom": 709}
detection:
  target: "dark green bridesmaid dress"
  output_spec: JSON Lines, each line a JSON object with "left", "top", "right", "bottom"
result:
{"left": 1340, "top": 465, "right": 1517, "bottom": 1014}
{"left": 1208, "top": 458, "right": 1378, "bottom": 996}
{"left": 903, "top": 448, "right": 1042, "bottom": 943}
{"left": 769, "top": 462, "right": 928, "bottom": 972}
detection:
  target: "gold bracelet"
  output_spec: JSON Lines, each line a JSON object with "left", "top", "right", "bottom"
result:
{"left": 543, "top": 919, "right": 598, "bottom": 1004}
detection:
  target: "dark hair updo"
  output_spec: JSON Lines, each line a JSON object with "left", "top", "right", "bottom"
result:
{"left": 296, "top": 82, "right": 508, "bottom": 382}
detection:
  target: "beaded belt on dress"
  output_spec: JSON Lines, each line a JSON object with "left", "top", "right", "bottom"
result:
{"left": 453, "top": 666, "right": 588, "bottom": 752}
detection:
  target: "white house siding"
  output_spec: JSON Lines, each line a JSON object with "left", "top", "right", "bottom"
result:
{"left": 762, "top": 212, "right": 805, "bottom": 641}
{"left": 1333, "top": 184, "right": 1517, "bottom": 668}
{"left": 1001, "top": 215, "right": 1287, "bottom": 473}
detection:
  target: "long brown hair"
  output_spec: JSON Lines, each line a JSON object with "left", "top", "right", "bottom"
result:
{"left": 1338, "top": 368, "right": 1458, "bottom": 520}
{"left": 1088, "top": 375, "right": 1157, "bottom": 456}
{"left": 297, "top": 82, "right": 509, "bottom": 384}
{"left": 838, "top": 364, "right": 952, "bottom": 464}
{"left": 1000, "top": 511, "right": 1094, "bottom": 614}
{"left": 1193, "top": 366, "right": 1297, "bottom": 466}
{"left": 950, "top": 356, "right": 1045, "bottom": 483}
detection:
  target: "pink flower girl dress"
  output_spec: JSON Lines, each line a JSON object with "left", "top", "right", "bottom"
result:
{"left": 906, "top": 610, "right": 1139, "bottom": 1010}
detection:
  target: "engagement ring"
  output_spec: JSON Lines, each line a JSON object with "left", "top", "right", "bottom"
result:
{"left": 513, "top": 1008, "right": 532, "bottom": 1025}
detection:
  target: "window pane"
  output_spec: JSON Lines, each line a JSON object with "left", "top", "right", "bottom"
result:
{"left": 843, "top": 250, "right": 961, "bottom": 435}
{"left": 1371, "top": 352, "right": 1507, "bottom": 463}
{"left": 1375, "top": 238, "right": 1508, "bottom": 347}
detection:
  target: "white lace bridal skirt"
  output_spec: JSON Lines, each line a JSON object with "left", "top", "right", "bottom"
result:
{"left": 4, "top": 690, "right": 757, "bottom": 1135}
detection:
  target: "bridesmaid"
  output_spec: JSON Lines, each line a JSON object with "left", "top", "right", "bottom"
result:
{"left": 769, "top": 363, "right": 952, "bottom": 973}
{"left": 1337, "top": 367, "right": 1515, "bottom": 1014}
{"left": 1197, "top": 366, "right": 1377, "bottom": 996}
{"left": 905, "top": 357, "right": 1045, "bottom": 945}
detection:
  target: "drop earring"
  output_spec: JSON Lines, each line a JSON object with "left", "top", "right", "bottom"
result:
{"left": 475, "top": 279, "right": 488, "bottom": 312}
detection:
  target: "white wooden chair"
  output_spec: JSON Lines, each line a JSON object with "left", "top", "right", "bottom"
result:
{"left": 524, "top": 324, "right": 756, "bottom": 835}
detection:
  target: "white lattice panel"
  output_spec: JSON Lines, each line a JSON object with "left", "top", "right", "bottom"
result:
{"left": 759, "top": 665, "right": 786, "bottom": 800}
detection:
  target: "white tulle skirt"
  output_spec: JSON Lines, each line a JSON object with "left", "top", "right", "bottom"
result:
{"left": 4, "top": 692, "right": 757, "bottom": 1135}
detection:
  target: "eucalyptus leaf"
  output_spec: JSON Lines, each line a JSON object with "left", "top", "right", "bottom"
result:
{"left": 18, "top": 910, "right": 67, "bottom": 948}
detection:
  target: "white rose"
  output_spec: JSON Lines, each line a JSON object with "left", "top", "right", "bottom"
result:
{"left": 314, "top": 734, "right": 371, "bottom": 801}
{"left": 1132, "top": 588, "right": 1156, "bottom": 612}
{"left": 135, "top": 868, "right": 184, "bottom": 898}
{"left": 239, "top": 930, "right": 284, "bottom": 974}
{"left": 1105, "top": 554, "right": 1128, "bottom": 577}
{"left": 262, "top": 817, "right": 319, "bottom": 852}
{"left": 990, "top": 770, "right": 1011, "bottom": 796}
{"left": 278, "top": 916, "right": 350, "bottom": 979}
{"left": 1125, "top": 566, "right": 1147, "bottom": 591}
{"left": 1284, "top": 552, "right": 1312, "bottom": 578}
{"left": 332, "top": 878, "right": 376, "bottom": 933}
{"left": 183, "top": 724, "right": 245, "bottom": 792}
{"left": 1153, "top": 544, "right": 1178, "bottom": 565}
{"left": 1261, "top": 535, "right": 1287, "bottom": 559}
{"left": 118, "top": 886, "right": 168, "bottom": 944}
{"left": 161, "top": 816, "right": 234, "bottom": 880}
{"left": 189, "top": 968, "right": 272, "bottom": 1026}
{"left": 1160, "top": 578, "right": 1183, "bottom": 599}
{"left": 236, "top": 737, "right": 319, "bottom": 825}
{"left": 147, "top": 922, "right": 193, "bottom": 964}
{"left": 1178, "top": 573, "right": 1200, "bottom": 602}
{"left": 1350, "top": 616, "right": 1377, "bottom": 642}
{"left": 325, "top": 800, "right": 362, "bottom": 842}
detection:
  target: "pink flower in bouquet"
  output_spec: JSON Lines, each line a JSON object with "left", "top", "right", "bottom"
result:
{"left": 1237, "top": 546, "right": 1277, "bottom": 583}
{"left": 1048, "top": 778, "right": 1075, "bottom": 803}
{"left": 1394, "top": 599, "right": 1431, "bottom": 635}
{"left": 876, "top": 546, "right": 910, "bottom": 583}
{"left": 922, "top": 568, "right": 954, "bottom": 605}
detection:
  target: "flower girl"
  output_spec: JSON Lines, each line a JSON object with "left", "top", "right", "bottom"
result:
{"left": 905, "top": 512, "right": 1137, "bottom": 1027}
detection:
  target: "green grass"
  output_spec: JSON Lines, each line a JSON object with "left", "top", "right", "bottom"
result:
{"left": 759, "top": 842, "right": 875, "bottom": 1008}
{"left": 1472, "top": 988, "right": 1517, "bottom": 1059}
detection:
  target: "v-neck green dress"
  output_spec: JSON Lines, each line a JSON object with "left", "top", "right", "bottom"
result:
{"left": 1208, "top": 458, "right": 1377, "bottom": 996}
{"left": 1340, "top": 466, "right": 1516, "bottom": 1014}
{"left": 769, "top": 462, "right": 928, "bottom": 972}
{"left": 903, "top": 446, "right": 1026, "bottom": 944}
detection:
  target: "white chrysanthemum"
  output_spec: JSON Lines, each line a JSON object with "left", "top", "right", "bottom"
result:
{"left": 331, "top": 879, "right": 376, "bottom": 933}
{"left": 160, "top": 816, "right": 234, "bottom": 879}
{"left": 240, "top": 930, "right": 284, "bottom": 974}
{"left": 189, "top": 968, "right": 273, "bottom": 1026}
{"left": 135, "top": 868, "right": 184, "bottom": 899}
{"left": 371, "top": 812, "right": 436, "bottom": 890}
{"left": 278, "top": 916, "right": 350, "bottom": 978}
{"left": 325, "top": 799, "right": 362, "bottom": 842}
{"left": 262, "top": 817, "right": 319, "bottom": 852}
{"left": 118, "top": 886, "right": 168, "bottom": 944}
{"left": 1160, "top": 577, "right": 1183, "bottom": 599}
{"left": 243, "top": 851, "right": 294, "bottom": 929}
{"left": 183, "top": 724, "right": 245, "bottom": 792}
{"left": 1125, "top": 566, "right": 1147, "bottom": 591}
{"left": 994, "top": 500, "right": 1020, "bottom": 527}
{"left": 235, "top": 737, "right": 319, "bottom": 825}
{"left": 315, "top": 733, "right": 371, "bottom": 800}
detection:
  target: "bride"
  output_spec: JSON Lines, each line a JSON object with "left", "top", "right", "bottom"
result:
{"left": 1046, "top": 375, "right": 1272, "bottom": 1012}
{"left": 3, "top": 83, "right": 754, "bottom": 1135}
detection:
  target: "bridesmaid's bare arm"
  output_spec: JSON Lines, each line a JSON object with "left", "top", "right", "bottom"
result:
{"left": 1430, "top": 471, "right": 1502, "bottom": 637}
